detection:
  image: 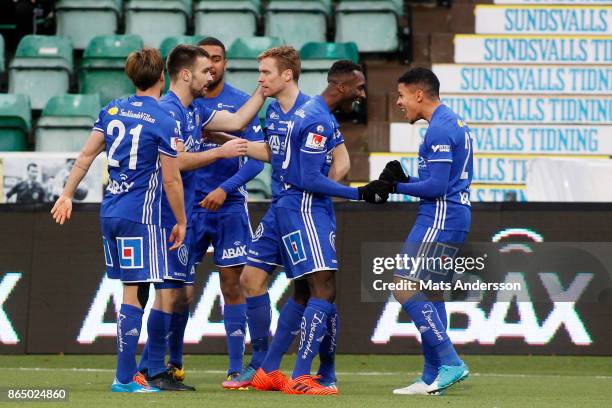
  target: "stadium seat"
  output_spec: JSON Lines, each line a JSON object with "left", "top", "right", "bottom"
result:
{"left": 334, "top": 0, "right": 400, "bottom": 53}
{"left": 0, "top": 34, "right": 5, "bottom": 74}
{"left": 79, "top": 35, "right": 144, "bottom": 105}
{"left": 35, "top": 94, "right": 102, "bottom": 152}
{"left": 226, "top": 37, "right": 283, "bottom": 93}
{"left": 55, "top": 0, "right": 122, "bottom": 50}
{"left": 194, "top": 1, "right": 260, "bottom": 47}
{"left": 0, "top": 94, "right": 31, "bottom": 151}
{"left": 8, "top": 35, "right": 73, "bottom": 110}
{"left": 246, "top": 162, "right": 272, "bottom": 199}
{"left": 264, "top": 1, "right": 329, "bottom": 50}
{"left": 299, "top": 41, "right": 358, "bottom": 96}
{"left": 125, "top": 0, "right": 192, "bottom": 48}
{"left": 160, "top": 35, "right": 206, "bottom": 91}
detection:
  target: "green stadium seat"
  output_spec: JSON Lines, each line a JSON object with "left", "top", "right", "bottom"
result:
{"left": 160, "top": 35, "right": 206, "bottom": 91}
{"left": 0, "top": 94, "right": 31, "bottom": 151}
{"left": 246, "top": 162, "right": 272, "bottom": 199}
{"left": 299, "top": 42, "right": 358, "bottom": 96}
{"left": 35, "top": 94, "right": 102, "bottom": 152}
{"left": 79, "top": 35, "right": 144, "bottom": 105}
{"left": 125, "top": 0, "right": 192, "bottom": 48}
{"left": 335, "top": 1, "right": 400, "bottom": 53}
{"left": 55, "top": 0, "right": 122, "bottom": 50}
{"left": 8, "top": 35, "right": 73, "bottom": 110}
{"left": 226, "top": 37, "right": 283, "bottom": 93}
{"left": 264, "top": 1, "right": 329, "bottom": 50}
{"left": 194, "top": 1, "right": 261, "bottom": 47}
{"left": 0, "top": 34, "right": 5, "bottom": 74}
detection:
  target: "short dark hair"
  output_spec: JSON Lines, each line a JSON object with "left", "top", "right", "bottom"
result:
{"left": 125, "top": 48, "right": 164, "bottom": 90}
{"left": 166, "top": 44, "right": 210, "bottom": 81}
{"left": 197, "top": 37, "right": 226, "bottom": 57}
{"left": 327, "top": 60, "right": 362, "bottom": 83}
{"left": 27, "top": 162, "right": 38, "bottom": 170}
{"left": 397, "top": 67, "right": 440, "bottom": 99}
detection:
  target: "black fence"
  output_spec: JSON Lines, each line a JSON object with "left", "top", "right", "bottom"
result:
{"left": 1, "top": 202, "right": 611, "bottom": 355}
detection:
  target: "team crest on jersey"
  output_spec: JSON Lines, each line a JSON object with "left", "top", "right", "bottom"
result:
{"left": 282, "top": 230, "right": 306, "bottom": 265}
{"left": 316, "top": 125, "right": 324, "bottom": 133}
{"left": 178, "top": 244, "right": 189, "bottom": 266}
{"left": 117, "top": 237, "right": 144, "bottom": 269}
{"left": 305, "top": 132, "right": 326, "bottom": 150}
{"left": 107, "top": 106, "right": 118, "bottom": 116}
{"left": 195, "top": 113, "right": 200, "bottom": 126}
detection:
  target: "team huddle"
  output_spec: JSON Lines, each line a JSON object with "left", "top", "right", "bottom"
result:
{"left": 51, "top": 37, "right": 473, "bottom": 397}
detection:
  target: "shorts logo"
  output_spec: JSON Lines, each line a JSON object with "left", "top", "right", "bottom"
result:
{"left": 329, "top": 231, "right": 336, "bottom": 251}
{"left": 253, "top": 223, "right": 264, "bottom": 241}
{"left": 178, "top": 244, "right": 189, "bottom": 266}
{"left": 222, "top": 245, "right": 247, "bottom": 260}
{"left": 282, "top": 230, "right": 307, "bottom": 265}
{"left": 117, "top": 237, "right": 144, "bottom": 269}
{"left": 102, "top": 237, "right": 113, "bottom": 267}
{"left": 426, "top": 243, "right": 459, "bottom": 275}
{"left": 305, "top": 132, "right": 326, "bottom": 150}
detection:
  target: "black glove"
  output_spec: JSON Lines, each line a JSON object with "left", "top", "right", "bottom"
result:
{"left": 379, "top": 160, "right": 409, "bottom": 184}
{"left": 357, "top": 180, "right": 393, "bottom": 204}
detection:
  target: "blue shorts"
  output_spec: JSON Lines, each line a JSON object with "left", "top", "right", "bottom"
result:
{"left": 161, "top": 226, "right": 192, "bottom": 283}
{"left": 190, "top": 210, "right": 252, "bottom": 267}
{"left": 101, "top": 217, "right": 165, "bottom": 283}
{"left": 276, "top": 205, "right": 338, "bottom": 279}
{"left": 246, "top": 205, "right": 283, "bottom": 274}
{"left": 395, "top": 224, "right": 468, "bottom": 284}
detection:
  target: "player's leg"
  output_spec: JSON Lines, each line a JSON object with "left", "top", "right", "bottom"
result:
{"left": 104, "top": 218, "right": 159, "bottom": 393}
{"left": 392, "top": 227, "right": 468, "bottom": 395}
{"left": 316, "top": 300, "right": 339, "bottom": 387}
{"left": 166, "top": 273, "right": 194, "bottom": 382}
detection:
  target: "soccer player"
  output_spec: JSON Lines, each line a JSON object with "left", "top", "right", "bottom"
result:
{"left": 272, "top": 60, "right": 389, "bottom": 395}
{"left": 135, "top": 44, "right": 264, "bottom": 389}
{"left": 185, "top": 37, "right": 265, "bottom": 388}
{"left": 50, "top": 48, "right": 185, "bottom": 393}
{"left": 375, "top": 68, "right": 472, "bottom": 395}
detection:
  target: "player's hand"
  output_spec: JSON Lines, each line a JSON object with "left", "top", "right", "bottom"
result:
{"left": 218, "top": 138, "right": 247, "bottom": 158}
{"left": 379, "top": 160, "right": 409, "bottom": 184}
{"left": 50, "top": 195, "right": 73, "bottom": 225}
{"left": 168, "top": 222, "right": 186, "bottom": 251}
{"left": 199, "top": 187, "right": 227, "bottom": 211}
{"left": 357, "top": 180, "right": 393, "bottom": 204}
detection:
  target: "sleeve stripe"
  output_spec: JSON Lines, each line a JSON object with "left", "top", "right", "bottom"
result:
{"left": 92, "top": 127, "right": 104, "bottom": 132}
{"left": 201, "top": 109, "right": 217, "bottom": 128}
{"left": 300, "top": 148, "right": 325, "bottom": 154}
{"left": 428, "top": 159, "right": 452, "bottom": 162}
{"left": 158, "top": 148, "right": 178, "bottom": 157}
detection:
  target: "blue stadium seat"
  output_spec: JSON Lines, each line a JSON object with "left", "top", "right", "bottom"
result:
{"left": 8, "top": 35, "right": 73, "bottom": 110}
{"left": 194, "top": 1, "right": 261, "bottom": 47}
{"left": 55, "top": 0, "right": 123, "bottom": 50}
{"left": 125, "top": 0, "right": 192, "bottom": 48}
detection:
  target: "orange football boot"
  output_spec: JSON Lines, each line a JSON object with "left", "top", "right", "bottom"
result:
{"left": 282, "top": 375, "right": 338, "bottom": 396}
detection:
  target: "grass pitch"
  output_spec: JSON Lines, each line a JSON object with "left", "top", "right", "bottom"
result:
{"left": 1, "top": 354, "right": 611, "bottom": 408}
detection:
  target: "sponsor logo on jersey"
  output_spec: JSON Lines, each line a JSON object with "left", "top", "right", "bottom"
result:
{"left": 457, "top": 119, "right": 464, "bottom": 128}
{"left": 221, "top": 245, "right": 247, "bottom": 260}
{"left": 107, "top": 106, "right": 118, "bottom": 116}
{"left": 268, "top": 134, "right": 281, "bottom": 154}
{"left": 267, "top": 123, "right": 275, "bottom": 131}
{"left": 305, "top": 132, "right": 326, "bottom": 150}
{"left": 282, "top": 230, "right": 307, "bottom": 265}
{"left": 117, "top": 237, "right": 144, "bottom": 269}
{"left": 178, "top": 244, "right": 189, "bottom": 266}
{"left": 432, "top": 144, "right": 451, "bottom": 153}
{"left": 295, "top": 109, "right": 306, "bottom": 118}
{"left": 253, "top": 124, "right": 262, "bottom": 133}
{"left": 106, "top": 178, "right": 135, "bottom": 195}
{"left": 270, "top": 111, "right": 280, "bottom": 120}
{"left": 130, "top": 101, "right": 142, "bottom": 107}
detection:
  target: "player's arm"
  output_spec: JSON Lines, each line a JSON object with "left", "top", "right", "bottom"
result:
{"left": 203, "top": 88, "right": 265, "bottom": 132}
{"left": 204, "top": 131, "right": 271, "bottom": 162}
{"left": 51, "top": 130, "right": 105, "bottom": 225}
{"left": 328, "top": 143, "right": 350, "bottom": 182}
{"left": 176, "top": 138, "right": 248, "bottom": 171}
{"left": 160, "top": 153, "right": 186, "bottom": 250}
{"left": 395, "top": 162, "right": 450, "bottom": 199}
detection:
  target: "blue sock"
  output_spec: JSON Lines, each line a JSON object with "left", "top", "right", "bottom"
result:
{"left": 402, "top": 293, "right": 461, "bottom": 368}
{"left": 245, "top": 293, "right": 271, "bottom": 369}
{"left": 137, "top": 340, "right": 149, "bottom": 373}
{"left": 168, "top": 311, "right": 189, "bottom": 368}
{"left": 116, "top": 304, "right": 143, "bottom": 384}
{"left": 421, "top": 302, "right": 447, "bottom": 384}
{"left": 224, "top": 303, "right": 246, "bottom": 374}
{"left": 317, "top": 303, "right": 339, "bottom": 383}
{"left": 261, "top": 298, "right": 304, "bottom": 373}
{"left": 147, "top": 308, "right": 172, "bottom": 377}
{"left": 292, "top": 298, "right": 333, "bottom": 379}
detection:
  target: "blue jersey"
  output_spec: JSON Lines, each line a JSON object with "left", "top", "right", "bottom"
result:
{"left": 278, "top": 95, "right": 345, "bottom": 211}
{"left": 264, "top": 92, "right": 311, "bottom": 201}
{"left": 193, "top": 83, "right": 264, "bottom": 211}
{"left": 158, "top": 91, "right": 216, "bottom": 228}
{"left": 94, "top": 95, "right": 179, "bottom": 225}
{"left": 415, "top": 104, "right": 473, "bottom": 232}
